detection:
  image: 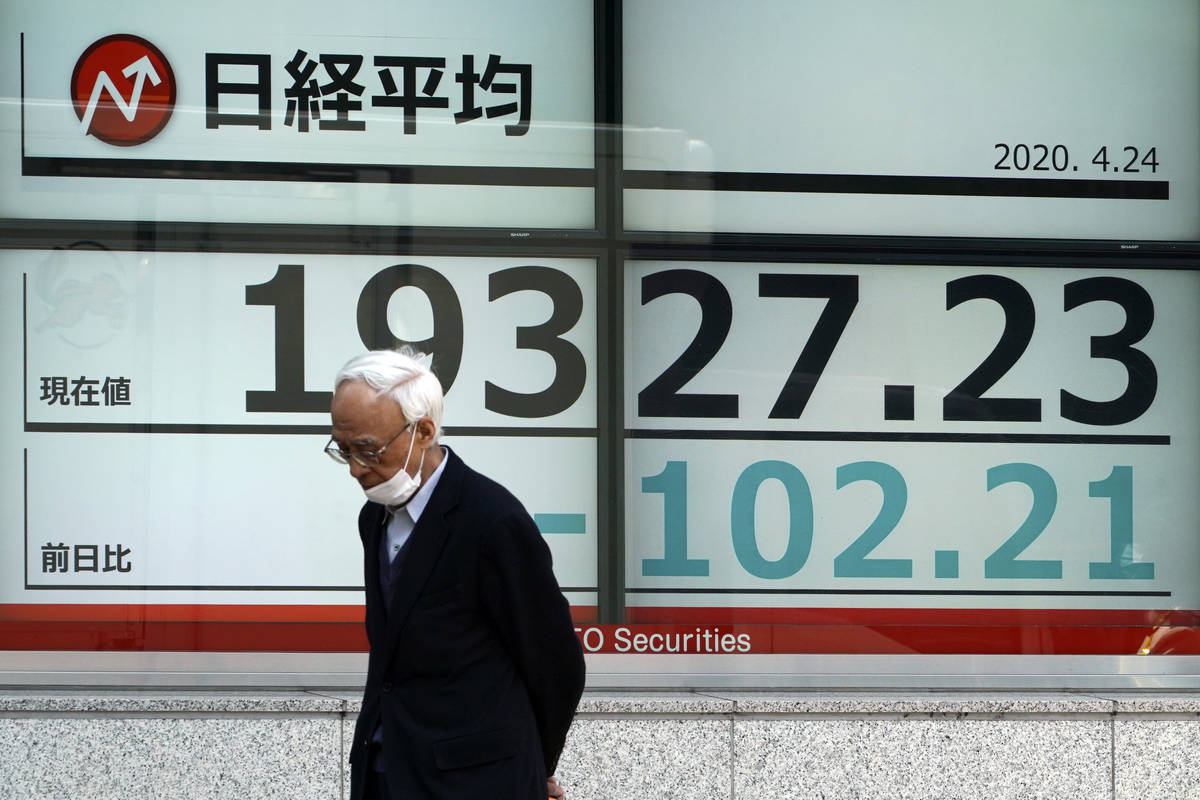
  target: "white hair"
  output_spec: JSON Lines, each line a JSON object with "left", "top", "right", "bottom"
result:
{"left": 334, "top": 347, "right": 444, "bottom": 436}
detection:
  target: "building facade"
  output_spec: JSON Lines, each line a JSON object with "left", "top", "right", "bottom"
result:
{"left": 2, "top": 2, "right": 1198, "bottom": 797}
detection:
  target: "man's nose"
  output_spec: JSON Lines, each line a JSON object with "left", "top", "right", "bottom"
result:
{"left": 348, "top": 459, "right": 371, "bottom": 479}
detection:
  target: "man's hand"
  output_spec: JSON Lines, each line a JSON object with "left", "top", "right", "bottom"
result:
{"left": 547, "top": 775, "right": 566, "bottom": 799}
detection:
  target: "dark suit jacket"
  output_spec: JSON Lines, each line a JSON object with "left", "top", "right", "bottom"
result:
{"left": 348, "top": 447, "right": 585, "bottom": 800}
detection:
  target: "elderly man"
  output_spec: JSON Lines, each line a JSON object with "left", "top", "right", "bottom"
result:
{"left": 328, "top": 348, "right": 585, "bottom": 800}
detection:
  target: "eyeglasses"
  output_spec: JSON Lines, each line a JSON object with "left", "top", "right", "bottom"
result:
{"left": 325, "top": 423, "right": 412, "bottom": 468}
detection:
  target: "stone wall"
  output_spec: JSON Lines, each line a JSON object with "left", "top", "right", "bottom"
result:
{"left": 2, "top": 690, "right": 1199, "bottom": 799}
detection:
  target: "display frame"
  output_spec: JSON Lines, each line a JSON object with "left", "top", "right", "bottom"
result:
{"left": 2, "top": 0, "right": 1199, "bottom": 688}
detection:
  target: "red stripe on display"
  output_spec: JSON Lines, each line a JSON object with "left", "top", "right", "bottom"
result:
{"left": 0, "top": 621, "right": 370, "bottom": 652}
{"left": 0, "top": 604, "right": 600, "bottom": 651}
{"left": 0, "top": 605, "right": 1194, "bottom": 654}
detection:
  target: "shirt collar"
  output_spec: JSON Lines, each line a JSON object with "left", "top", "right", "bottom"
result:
{"left": 401, "top": 445, "right": 448, "bottom": 524}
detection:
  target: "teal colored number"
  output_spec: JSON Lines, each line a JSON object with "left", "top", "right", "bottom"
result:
{"left": 833, "top": 461, "right": 912, "bottom": 578}
{"left": 984, "top": 463, "right": 1062, "bottom": 579}
{"left": 641, "top": 461, "right": 708, "bottom": 576}
{"left": 1089, "top": 466, "right": 1154, "bottom": 580}
{"left": 730, "top": 460, "right": 813, "bottom": 579}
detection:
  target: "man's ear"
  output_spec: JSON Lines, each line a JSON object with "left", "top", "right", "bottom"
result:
{"left": 414, "top": 417, "right": 437, "bottom": 447}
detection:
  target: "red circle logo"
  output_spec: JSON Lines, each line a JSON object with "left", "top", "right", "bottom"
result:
{"left": 70, "top": 34, "right": 176, "bottom": 147}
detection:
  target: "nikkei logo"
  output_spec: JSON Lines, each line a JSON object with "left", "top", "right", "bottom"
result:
{"left": 70, "top": 34, "right": 176, "bottom": 146}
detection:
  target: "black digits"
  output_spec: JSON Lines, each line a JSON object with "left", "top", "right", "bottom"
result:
{"left": 356, "top": 264, "right": 464, "bottom": 391}
{"left": 943, "top": 275, "right": 1041, "bottom": 422}
{"left": 1061, "top": 277, "right": 1157, "bottom": 426}
{"left": 638, "top": 269, "right": 737, "bottom": 418}
{"left": 245, "top": 264, "right": 332, "bottom": 412}
{"left": 485, "top": 266, "right": 587, "bottom": 417}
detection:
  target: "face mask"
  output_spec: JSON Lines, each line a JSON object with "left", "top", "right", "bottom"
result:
{"left": 363, "top": 427, "right": 426, "bottom": 507}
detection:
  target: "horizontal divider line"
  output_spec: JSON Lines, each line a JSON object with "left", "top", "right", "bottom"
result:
{"left": 623, "top": 169, "right": 1169, "bottom": 200}
{"left": 625, "top": 429, "right": 1170, "bottom": 445}
{"left": 24, "top": 584, "right": 598, "bottom": 593}
{"left": 22, "top": 156, "right": 596, "bottom": 187}
{"left": 626, "top": 588, "right": 1170, "bottom": 597}
{"left": 25, "top": 585, "right": 364, "bottom": 592}
{"left": 24, "top": 423, "right": 597, "bottom": 437}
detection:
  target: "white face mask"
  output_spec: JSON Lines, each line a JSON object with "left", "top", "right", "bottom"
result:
{"left": 363, "top": 427, "right": 426, "bottom": 507}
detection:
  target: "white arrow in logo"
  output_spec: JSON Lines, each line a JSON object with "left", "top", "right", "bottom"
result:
{"left": 79, "top": 55, "right": 162, "bottom": 135}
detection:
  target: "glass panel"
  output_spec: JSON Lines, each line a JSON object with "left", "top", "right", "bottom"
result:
{"left": 621, "top": 258, "right": 1200, "bottom": 655}
{"left": 0, "top": 248, "right": 599, "bottom": 650}
{"left": 1, "top": 0, "right": 596, "bottom": 229}
{"left": 624, "top": 0, "right": 1200, "bottom": 241}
